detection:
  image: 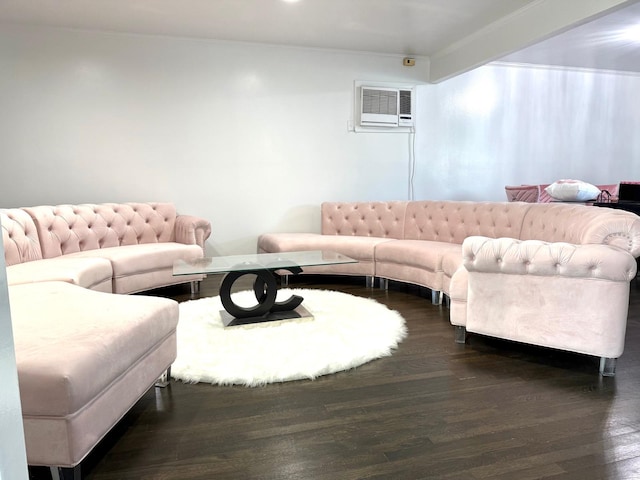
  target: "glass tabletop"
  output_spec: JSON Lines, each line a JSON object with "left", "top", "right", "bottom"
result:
{"left": 173, "top": 250, "right": 357, "bottom": 276}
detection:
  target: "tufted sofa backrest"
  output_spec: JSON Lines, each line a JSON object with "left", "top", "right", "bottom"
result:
{"left": 519, "top": 203, "right": 640, "bottom": 256}
{"left": 319, "top": 200, "right": 640, "bottom": 256}
{"left": 24, "top": 203, "right": 178, "bottom": 258}
{"left": 0, "top": 209, "right": 43, "bottom": 266}
{"left": 322, "top": 202, "right": 407, "bottom": 238}
{"left": 403, "top": 201, "right": 531, "bottom": 243}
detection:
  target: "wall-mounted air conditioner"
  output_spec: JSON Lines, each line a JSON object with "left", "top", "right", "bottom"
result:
{"left": 358, "top": 84, "right": 414, "bottom": 129}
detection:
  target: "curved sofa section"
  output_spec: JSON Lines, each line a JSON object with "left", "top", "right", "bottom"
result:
{"left": 1, "top": 202, "right": 212, "bottom": 477}
{"left": 258, "top": 200, "right": 640, "bottom": 376}
{"left": 2, "top": 202, "right": 212, "bottom": 293}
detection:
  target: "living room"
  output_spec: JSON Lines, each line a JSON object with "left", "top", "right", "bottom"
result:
{"left": 2, "top": 1, "right": 640, "bottom": 478}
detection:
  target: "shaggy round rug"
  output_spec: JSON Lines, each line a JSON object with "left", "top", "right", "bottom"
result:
{"left": 171, "top": 288, "right": 407, "bottom": 387}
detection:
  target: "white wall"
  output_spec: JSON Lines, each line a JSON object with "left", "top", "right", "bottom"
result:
{"left": 415, "top": 63, "right": 640, "bottom": 201}
{"left": 3, "top": 25, "right": 640, "bottom": 251}
{"left": 0, "top": 231, "right": 28, "bottom": 479}
{"left": 0, "top": 25, "right": 428, "bottom": 254}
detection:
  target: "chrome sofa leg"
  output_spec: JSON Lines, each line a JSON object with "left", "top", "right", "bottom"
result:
{"left": 155, "top": 367, "right": 172, "bottom": 388}
{"left": 379, "top": 278, "right": 389, "bottom": 290}
{"left": 365, "top": 276, "right": 374, "bottom": 288}
{"left": 190, "top": 280, "right": 200, "bottom": 297}
{"left": 599, "top": 357, "right": 617, "bottom": 377}
{"left": 50, "top": 465, "right": 81, "bottom": 480}
{"left": 281, "top": 274, "right": 289, "bottom": 287}
{"left": 454, "top": 326, "right": 467, "bottom": 344}
{"left": 443, "top": 294, "right": 450, "bottom": 308}
{"left": 431, "top": 289, "right": 442, "bottom": 305}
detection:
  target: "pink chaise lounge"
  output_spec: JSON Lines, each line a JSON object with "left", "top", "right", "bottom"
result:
{"left": 1, "top": 202, "right": 212, "bottom": 479}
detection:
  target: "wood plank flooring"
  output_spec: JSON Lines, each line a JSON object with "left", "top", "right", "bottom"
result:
{"left": 29, "top": 275, "right": 640, "bottom": 480}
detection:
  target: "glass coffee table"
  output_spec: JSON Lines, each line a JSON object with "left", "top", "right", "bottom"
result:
{"left": 173, "top": 250, "right": 356, "bottom": 327}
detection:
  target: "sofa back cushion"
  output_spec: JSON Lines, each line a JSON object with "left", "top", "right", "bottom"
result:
{"left": 0, "top": 209, "right": 43, "bottom": 265}
{"left": 321, "top": 202, "right": 407, "bottom": 238}
{"left": 24, "top": 203, "right": 178, "bottom": 258}
{"left": 519, "top": 203, "right": 640, "bottom": 256}
{"left": 402, "top": 201, "right": 531, "bottom": 243}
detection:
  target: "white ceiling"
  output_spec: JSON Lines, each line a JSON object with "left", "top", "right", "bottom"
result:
{"left": 1, "top": 0, "right": 639, "bottom": 81}
{"left": 501, "top": 1, "right": 640, "bottom": 74}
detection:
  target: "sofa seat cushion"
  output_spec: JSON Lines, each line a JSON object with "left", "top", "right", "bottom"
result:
{"left": 10, "top": 281, "right": 179, "bottom": 466}
{"left": 440, "top": 247, "right": 464, "bottom": 296}
{"left": 258, "top": 233, "right": 392, "bottom": 261}
{"left": 11, "top": 281, "right": 178, "bottom": 417}
{"left": 60, "top": 242, "right": 204, "bottom": 293}
{"left": 258, "top": 233, "right": 395, "bottom": 277}
{"left": 64, "top": 242, "right": 201, "bottom": 275}
{"left": 6, "top": 257, "right": 113, "bottom": 292}
{"left": 374, "top": 240, "right": 461, "bottom": 291}
{"left": 375, "top": 240, "right": 460, "bottom": 271}
{"left": 441, "top": 246, "right": 463, "bottom": 277}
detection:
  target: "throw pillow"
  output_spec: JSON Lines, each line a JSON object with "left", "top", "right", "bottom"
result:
{"left": 544, "top": 180, "right": 601, "bottom": 202}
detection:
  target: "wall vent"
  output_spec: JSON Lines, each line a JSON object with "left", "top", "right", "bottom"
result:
{"left": 358, "top": 85, "right": 414, "bottom": 128}
{"left": 360, "top": 87, "right": 399, "bottom": 126}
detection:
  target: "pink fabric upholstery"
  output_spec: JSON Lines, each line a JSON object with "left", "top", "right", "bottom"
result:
{"left": 258, "top": 201, "right": 640, "bottom": 290}
{"left": 24, "top": 203, "right": 179, "bottom": 258}
{"left": 402, "top": 201, "right": 530, "bottom": 243}
{"left": 11, "top": 281, "right": 178, "bottom": 467}
{"left": 0, "top": 209, "right": 43, "bottom": 265}
{"left": 2, "top": 202, "right": 211, "bottom": 293}
{"left": 258, "top": 232, "right": 391, "bottom": 276}
{"left": 258, "top": 200, "right": 640, "bottom": 372}
{"left": 6, "top": 257, "right": 113, "bottom": 292}
{"left": 375, "top": 240, "right": 460, "bottom": 291}
{"left": 1, "top": 202, "right": 211, "bottom": 471}
{"left": 519, "top": 203, "right": 640, "bottom": 255}
{"left": 321, "top": 201, "right": 407, "bottom": 238}
{"left": 175, "top": 214, "right": 212, "bottom": 249}
{"left": 504, "top": 185, "right": 540, "bottom": 203}
{"left": 462, "top": 237, "right": 636, "bottom": 359}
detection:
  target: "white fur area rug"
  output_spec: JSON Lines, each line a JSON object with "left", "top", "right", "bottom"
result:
{"left": 171, "top": 288, "right": 407, "bottom": 387}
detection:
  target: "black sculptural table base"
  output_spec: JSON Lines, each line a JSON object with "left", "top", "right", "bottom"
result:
{"left": 218, "top": 264, "right": 313, "bottom": 327}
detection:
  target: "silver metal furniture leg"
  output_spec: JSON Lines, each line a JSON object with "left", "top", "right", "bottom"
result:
{"left": 190, "top": 280, "right": 200, "bottom": 296}
{"left": 281, "top": 274, "right": 289, "bottom": 286}
{"left": 155, "top": 366, "right": 172, "bottom": 388}
{"left": 431, "top": 289, "right": 442, "bottom": 305}
{"left": 599, "top": 357, "right": 617, "bottom": 377}
{"left": 51, "top": 466, "right": 81, "bottom": 480}
{"left": 366, "top": 276, "right": 374, "bottom": 288}
{"left": 454, "top": 326, "right": 467, "bottom": 344}
{"left": 379, "top": 278, "right": 389, "bottom": 290}
{"left": 442, "top": 294, "right": 450, "bottom": 308}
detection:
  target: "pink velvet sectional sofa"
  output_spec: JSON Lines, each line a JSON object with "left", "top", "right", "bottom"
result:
{"left": 259, "top": 200, "right": 640, "bottom": 377}
{"left": 1, "top": 202, "right": 211, "bottom": 479}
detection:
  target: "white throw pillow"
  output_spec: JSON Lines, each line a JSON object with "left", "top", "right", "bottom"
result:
{"left": 544, "top": 180, "right": 601, "bottom": 202}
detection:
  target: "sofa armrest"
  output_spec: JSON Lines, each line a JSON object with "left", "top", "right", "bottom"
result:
{"left": 460, "top": 236, "right": 637, "bottom": 360}
{"left": 175, "top": 215, "right": 212, "bottom": 251}
{"left": 462, "top": 236, "right": 637, "bottom": 281}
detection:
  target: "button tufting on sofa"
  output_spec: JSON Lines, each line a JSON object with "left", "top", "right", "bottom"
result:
{"left": 258, "top": 200, "right": 640, "bottom": 377}
{"left": 1, "top": 202, "right": 212, "bottom": 475}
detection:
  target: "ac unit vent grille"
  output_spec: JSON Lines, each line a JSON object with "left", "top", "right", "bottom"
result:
{"left": 399, "top": 90, "right": 412, "bottom": 116}
{"left": 362, "top": 89, "right": 398, "bottom": 116}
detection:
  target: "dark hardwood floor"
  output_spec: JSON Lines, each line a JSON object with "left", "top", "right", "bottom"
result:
{"left": 31, "top": 276, "right": 640, "bottom": 480}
